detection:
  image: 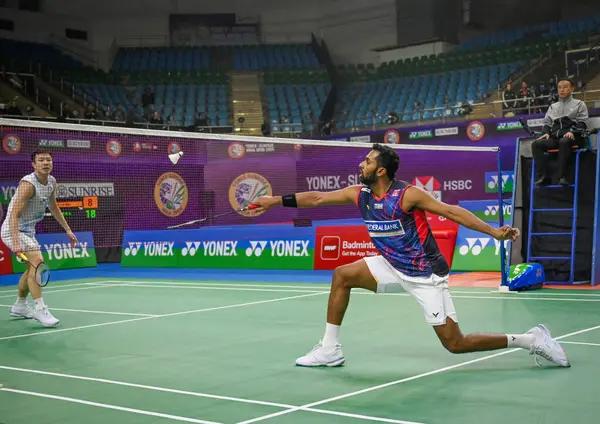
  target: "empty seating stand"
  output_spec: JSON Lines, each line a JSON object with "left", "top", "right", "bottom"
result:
{"left": 263, "top": 69, "right": 330, "bottom": 134}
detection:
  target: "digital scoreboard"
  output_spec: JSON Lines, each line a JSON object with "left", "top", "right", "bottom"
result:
{"left": 56, "top": 196, "right": 99, "bottom": 219}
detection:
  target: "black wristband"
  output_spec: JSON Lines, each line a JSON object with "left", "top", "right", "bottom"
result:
{"left": 282, "top": 194, "right": 298, "bottom": 208}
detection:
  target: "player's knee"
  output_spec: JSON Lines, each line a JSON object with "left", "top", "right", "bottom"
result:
{"left": 333, "top": 264, "right": 354, "bottom": 289}
{"left": 436, "top": 329, "right": 466, "bottom": 354}
{"left": 441, "top": 338, "right": 465, "bottom": 354}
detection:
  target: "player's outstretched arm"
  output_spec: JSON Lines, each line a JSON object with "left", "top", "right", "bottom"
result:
{"left": 255, "top": 185, "right": 361, "bottom": 210}
{"left": 403, "top": 186, "right": 520, "bottom": 241}
{"left": 48, "top": 190, "right": 78, "bottom": 246}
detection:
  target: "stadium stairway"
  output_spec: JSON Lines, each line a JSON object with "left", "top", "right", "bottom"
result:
{"left": 231, "top": 72, "right": 264, "bottom": 135}
{"left": 581, "top": 72, "right": 600, "bottom": 106}
{"left": 34, "top": 77, "right": 86, "bottom": 117}
{"left": 0, "top": 75, "right": 52, "bottom": 118}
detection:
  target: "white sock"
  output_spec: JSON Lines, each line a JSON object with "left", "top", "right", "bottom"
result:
{"left": 16, "top": 297, "right": 26, "bottom": 305}
{"left": 507, "top": 334, "right": 535, "bottom": 349}
{"left": 34, "top": 298, "right": 46, "bottom": 310}
{"left": 322, "top": 323, "right": 340, "bottom": 347}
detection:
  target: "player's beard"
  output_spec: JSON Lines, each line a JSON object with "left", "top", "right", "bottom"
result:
{"left": 360, "top": 170, "right": 377, "bottom": 185}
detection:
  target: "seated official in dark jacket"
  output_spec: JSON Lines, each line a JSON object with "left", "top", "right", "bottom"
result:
{"left": 532, "top": 78, "right": 588, "bottom": 186}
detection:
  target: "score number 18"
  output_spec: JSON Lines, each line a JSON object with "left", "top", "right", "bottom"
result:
{"left": 83, "top": 196, "right": 98, "bottom": 219}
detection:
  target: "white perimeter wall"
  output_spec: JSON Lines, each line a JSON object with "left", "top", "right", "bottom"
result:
{"left": 0, "top": 0, "right": 397, "bottom": 67}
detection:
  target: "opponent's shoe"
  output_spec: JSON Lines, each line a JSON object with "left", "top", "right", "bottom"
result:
{"left": 34, "top": 306, "right": 59, "bottom": 327}
{"left": 295, "top": 341, "right": 345, "bottom": 367}
{"left": 10, "top": 302, "right": 34, "bottom": 319}
{"left": 527, "top": 324, "right": 570, "bottom": 367}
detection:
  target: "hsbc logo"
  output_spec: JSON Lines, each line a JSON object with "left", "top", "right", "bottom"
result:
{"left": 443, "top": 180, "right": 472, "bottom": 191}
{"left": 321, "top": 236, "right": 340, "bottom": 260}
{"left": 412, "top": 176, "right": 442, "bottom": 200}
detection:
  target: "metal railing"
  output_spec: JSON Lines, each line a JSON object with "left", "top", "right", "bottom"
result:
{"left": 329, "top": 88, "right": 600, "bottom": 132}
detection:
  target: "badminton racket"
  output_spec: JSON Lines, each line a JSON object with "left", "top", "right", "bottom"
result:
{"left": 17, "top": 253, "right": 51, "bottom": 287}
{"left": 167, "top": 204, "right": 260, "bottom": 229}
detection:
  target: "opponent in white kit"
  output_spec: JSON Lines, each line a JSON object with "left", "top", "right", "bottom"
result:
{"left": 1, "top": 150, "right": 78, "bottom": 327}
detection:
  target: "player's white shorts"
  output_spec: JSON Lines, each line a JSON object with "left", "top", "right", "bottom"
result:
{"left": 0, "top": 225, "right": 40, "bottom": 253}
{"left": 364, "top": 255, "right": 457, "bottom": 326}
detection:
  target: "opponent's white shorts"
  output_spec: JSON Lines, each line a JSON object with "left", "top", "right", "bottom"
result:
{"left": 0, "top": 226, "right": 40, "bottom": 253}
{"left": 364, "top": 255, "right": 457, "bottom": 326}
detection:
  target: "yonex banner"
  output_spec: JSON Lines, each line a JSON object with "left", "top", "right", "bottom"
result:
{"left": 450, "top": 200, "right": 512, "bottom": 271}
{"left": 460, "top": 200, "right": 512, "bottom": 224}
{"left": 451, "top": 222, "right": 509, "bottom": 272}
{"left": 0, "top": 182, "right": 18, "bottom": 205}
{"left": 121, "top": 225, "right": 315, "bottom": 269}
{"left": 485, "top": 171, "right": 514, "bottom": 193}
{"left": 10, "top": 232, "right": 97, "bottom": 272}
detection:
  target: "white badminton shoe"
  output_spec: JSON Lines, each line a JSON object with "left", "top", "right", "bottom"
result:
{"left": 33, "top": 306, "right": 59, "bottom": 327}
{"left": 10, "top": 302, "right": 34, "bottom": 319}
{"left": 527, "top": 324, "right": 570, "bottom": 367}
{"left": 295, "top": 341, "right": 345, "bottom": 367}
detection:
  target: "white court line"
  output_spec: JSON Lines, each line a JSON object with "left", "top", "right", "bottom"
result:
{"left": 0, "top": 365, "right": 424, "bottom": 424}
{"left": 98, "top": 282, "right": 600, "bottom": 303}
{"left": 0, "top": 304, "right": 158, "bottom": 317}
{"left": 236, "top": 324, "right": 600, "bottom": 424}
{"left": 0, "top": 388, "right": 221, "bottom": 424}
{"left": 0, "top": 281, "right": 100, "bottom": 293}
{"left": 0, "top": 292, "right": 326, "bottom": 342}
{"left": 0, "top": 283, "right": 121, "bottom": 300}
{"left": 102, "top": 280, "right": 600, "bottom": 298}
{"left": 445, "top": 294, "right": 600, "bottom": 303}
{"left": 117, "top": 284, "right": 325, "bottom": 294}
{"left": 560, "top": 341, "right": 600, "bottom": 347}
{"left": 102, "top": 280, "right": 331, "bottom": 290}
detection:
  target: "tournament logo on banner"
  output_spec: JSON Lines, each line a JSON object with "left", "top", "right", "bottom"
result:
{"left": 106, "top": 139, "right": 122, "bottom": 158}
{"left": 485, "top": 171, "right": 514, "bottom": 193}
{"left": 467, "top": 121, "right": 485, "bottom": 141}
{"left": 383, "top": 130, "right": 400, "bottom": 144}
{"left": 229, "top": 172, "right": 271, "bottom": 217}
{"left": 228, "top": 142, "right": 246, "bottom": 159}
{"left": 2, "top": 134, "right": 21, "bottom": 154}
{"left": 154, "top": 172, "right": 188, "bottom": 217}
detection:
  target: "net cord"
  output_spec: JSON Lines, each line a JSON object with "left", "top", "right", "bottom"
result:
{"left": 0, "top": 118, "right": 499, "bottom": 153}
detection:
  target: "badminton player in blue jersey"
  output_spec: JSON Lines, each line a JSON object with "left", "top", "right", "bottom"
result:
{"left": 255, "top": 143, "right": 569, "bottom": 368}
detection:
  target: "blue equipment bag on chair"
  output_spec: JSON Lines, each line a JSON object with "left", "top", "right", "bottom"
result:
{"left": 506, "top": 263, "right": 545, "bottom": 291}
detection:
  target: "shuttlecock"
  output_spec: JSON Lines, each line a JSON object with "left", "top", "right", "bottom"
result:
{"left": 169, "top": 151, "right": 183, "bottom": 165}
